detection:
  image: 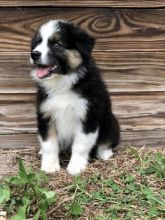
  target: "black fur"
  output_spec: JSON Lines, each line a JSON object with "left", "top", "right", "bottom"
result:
{"left": 59, "top": 21, "right": 95, "bottom": 58}
{"left": 31, "top": 20, "right": 120, "bottom": 156}
{"left": 73, "top": 59, "right": 120, "bottom": 150}
{"left": 37, "top": 86, "right": 49, "bottom": 141}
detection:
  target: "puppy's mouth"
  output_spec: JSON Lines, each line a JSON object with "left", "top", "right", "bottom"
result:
{"left": 36, "top": 64, "right": 58, "bottom": 78}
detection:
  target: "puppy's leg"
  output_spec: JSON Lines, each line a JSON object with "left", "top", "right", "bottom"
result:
{"left": 40, "top": 126, "right": 60, "bottom": 173}
{"left": 97, "top": 143, "right": 113, "bottom": 160}
{"left": 96, "top": 113, "right": 119, "bottom": 160}
{"left": 67, "top": 129, "right": 98, "bottom": 175}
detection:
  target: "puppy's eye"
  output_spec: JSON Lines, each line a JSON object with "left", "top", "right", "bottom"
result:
{"left": 53, "top": 43, "right": 61, "bottom": 48}
{"left": 49, "top": 40, "right": 64, "bottom": 49}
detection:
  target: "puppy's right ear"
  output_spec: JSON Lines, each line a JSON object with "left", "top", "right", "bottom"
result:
{"left": 59, "top": 21, "right": 95, "bottom": 57}
{"left": 72, "top": 27, "right": 95, "bottom": 57}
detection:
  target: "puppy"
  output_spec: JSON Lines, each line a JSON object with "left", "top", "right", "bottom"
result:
{"left": 30, "top": 20, "right": 120, "bottom": 175}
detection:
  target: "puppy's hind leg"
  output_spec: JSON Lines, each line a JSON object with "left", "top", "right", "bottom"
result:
{"left": 97, "top": 143, "right": 113, "bottom": 160}
{"left": 97, "top": 113, "right": 119, "bottom": 160}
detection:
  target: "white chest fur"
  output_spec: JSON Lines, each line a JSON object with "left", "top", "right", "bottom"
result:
{"left": 40, "top": 89, "right": 88, "bottom": 147}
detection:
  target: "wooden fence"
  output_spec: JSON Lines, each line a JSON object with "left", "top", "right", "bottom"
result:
{"left": 0, "top": 1, "right": 165, "bottom": 148}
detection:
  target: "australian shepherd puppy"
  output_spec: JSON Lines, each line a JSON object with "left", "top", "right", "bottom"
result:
{"left": 30, "top": 20, "right": 120, "bottom": 175}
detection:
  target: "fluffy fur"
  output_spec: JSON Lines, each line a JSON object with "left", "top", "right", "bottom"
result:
{"left": 30, "top": 20, "right": 120, "bottom": 175}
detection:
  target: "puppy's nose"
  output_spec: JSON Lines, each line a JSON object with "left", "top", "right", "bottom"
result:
{"left": 31, "top": 51, "right": 41, "bottom": 61}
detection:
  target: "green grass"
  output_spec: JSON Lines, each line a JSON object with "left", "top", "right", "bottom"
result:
{"left": 0, "top": 147, "right": 165, "bottom": 219}
{"left": 62, "top": 147, "right": 165, "bottom": 219}
{"left": 65, "top": 172, "right": 165, "bottom": 219}
{"left": 0, "top": 159, "right": 55, "bottom": 220}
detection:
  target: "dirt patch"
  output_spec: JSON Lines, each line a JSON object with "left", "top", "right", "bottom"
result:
{"left": 0, "top": 148, "right": 40, "bottom": 180}
{"left": 0, "top": 146, "right": 164, "bottom": 180}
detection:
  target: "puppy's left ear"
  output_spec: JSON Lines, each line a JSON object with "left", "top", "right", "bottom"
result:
{"left": 74, "top": 28, "right": 95, "bottom": 57}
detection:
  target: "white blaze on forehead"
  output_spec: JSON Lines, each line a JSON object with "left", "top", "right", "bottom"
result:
{"left": 40, "top": 20, "right": 60, "bottom": 38}
{"left": 33, "top": 20, "right": 61, "bottom": 65}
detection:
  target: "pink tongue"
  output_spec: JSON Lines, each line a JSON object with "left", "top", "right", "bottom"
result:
{"left": 36, "top": 67, "right": 50, "bottom": 78}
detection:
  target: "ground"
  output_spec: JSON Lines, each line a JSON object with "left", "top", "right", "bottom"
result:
{"left": 0, "top": 146, "right": 165, "bottom": 219}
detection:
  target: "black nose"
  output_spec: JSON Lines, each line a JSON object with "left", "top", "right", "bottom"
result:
{"left": 31, "top": 51, "right": 41, "bottom": 61}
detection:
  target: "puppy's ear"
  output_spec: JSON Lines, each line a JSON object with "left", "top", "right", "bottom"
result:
{"left": 73, "top": 27, "right": 95, "bottom": 57}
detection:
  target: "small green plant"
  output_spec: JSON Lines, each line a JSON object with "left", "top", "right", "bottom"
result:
{"left": 0, "top": 159, "right": 56, "bottom": 220}
{"left": 141, "top": 152, "right": 165, "bottom": 179}
{"left": 65, "top": 176, "right": 86, "bottom": 217}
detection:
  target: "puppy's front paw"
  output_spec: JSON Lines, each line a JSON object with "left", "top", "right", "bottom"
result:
{"left": 67, "top": 157, "right": 88, "bottom": 175}
{"left": 41, "top": 162, "right": 60, "bottom": 173}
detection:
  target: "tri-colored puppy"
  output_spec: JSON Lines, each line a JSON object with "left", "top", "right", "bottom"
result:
{"left": 30, "top": 20, "right": 120, "bottom": 175}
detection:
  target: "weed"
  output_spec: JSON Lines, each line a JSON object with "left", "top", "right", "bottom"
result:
{"left": 141, "top": 152, "right": 165, "bottom": 179}
{"left": 0, "top": 159, "right": 56, "bottom": 220}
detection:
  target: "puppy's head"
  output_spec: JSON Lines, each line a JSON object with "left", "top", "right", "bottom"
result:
{"left": 31, "top": 20, "right": 95, "bottom": 79}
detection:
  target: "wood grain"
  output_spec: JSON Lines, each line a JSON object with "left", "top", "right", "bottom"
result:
{"left": 1, "top": 130, "right": 165, "bottom": 149}
{"left": 121, "top": 130, "right": 165, "bottom": 147}
{"left": 0, "top": 134, "right": 38, "bottom": 148}
{"left": 0, "top": 0, "right": 165, "bottom": 8}
{"left": 0, "top": 8, "right": 165, "bottom": 52}
{"left": 0, "top": 5, "right": 165, "bottom": 147}
{"left": 0, "top": 52, "right": 164, "bottom": 94}
{"left": 0, "top": 93, "right": 165, "bottom": 134}
{"left": 0, "top": 102, "right": 36, "bottom": 134}
{"left": 0, "top": 94, "right": 35, "bottom": 103}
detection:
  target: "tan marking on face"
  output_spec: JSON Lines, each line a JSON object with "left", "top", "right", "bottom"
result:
{"left": 65, "top": 50, "right": 82, "bottom": 69}
{"left": 54, "top": 32, "right": 60, "bottom": 39}
{"left": 50, "top": 32, "right": 60, "bottom": 42}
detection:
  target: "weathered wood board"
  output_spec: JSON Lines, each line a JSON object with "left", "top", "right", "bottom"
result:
{"left": 0, "top": 4, "right": 165, "bottom": 148}
{"left": 0, "top": 8, "right": 165, "bottom": 52}
{"left": 0, "top": 52, "right": 165, "bottom": 93}
{"left": 1, "top": 94, "right": 165, "bottom": 133}
{"left": 0, "top": 0, "right": 165, "bottom": 8}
